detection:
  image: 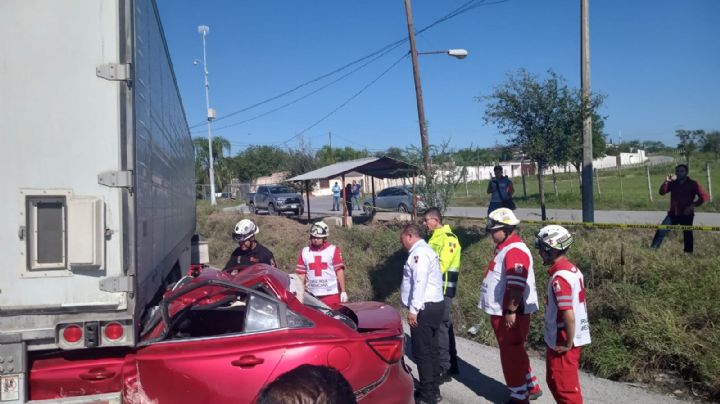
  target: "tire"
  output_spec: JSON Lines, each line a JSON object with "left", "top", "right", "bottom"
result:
{"left": 397, "top": 203, "right": 408, "bottom": 213}
{"left": 248, "top": 203, "right": 256, "bottom": 214}
{"left": 363, "top": 203, "right": 373, "bottom": 215}
{"left": 268, "top": 203, "right": 277, "bottom": 215}
{"left": 293, "top": 209, "right": 301, "bottom": 216}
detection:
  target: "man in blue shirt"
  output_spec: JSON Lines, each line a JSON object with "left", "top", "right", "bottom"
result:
{"left": 487, "top": 165, "right": 515, "bottom": 215}
{"left": 331, "top": 181, "right": 341, "bottom": 211}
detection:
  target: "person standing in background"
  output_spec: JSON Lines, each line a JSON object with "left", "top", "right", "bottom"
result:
{"left": 331, "top": 181, "right": 341, "bottom": 211}
{"left": 487, "top": 165, "right": 516, "bottom": 214}
{"left": 650, "top": 164, "right": 708, "bottom": 252}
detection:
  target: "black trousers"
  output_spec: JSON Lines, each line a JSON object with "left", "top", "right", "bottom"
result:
{"left": 651, "top": 214, "right": 694, "bottom": 252}
{"left": 411, "top": 300, "right": 445, "bottom": 401}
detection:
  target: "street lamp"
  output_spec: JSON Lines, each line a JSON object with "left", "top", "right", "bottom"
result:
{"left": 403, "top": 0, "right": 467, "bottom": 172}
{"left": 197, "top": 24, "right": 217, "bottom": 206}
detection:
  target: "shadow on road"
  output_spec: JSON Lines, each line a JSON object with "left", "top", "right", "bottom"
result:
{"left": 404, "top": 333, "right": 510, "bottom": 403}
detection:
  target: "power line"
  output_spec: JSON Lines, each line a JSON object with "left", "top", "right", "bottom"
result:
{"left": 279, "top": 53, "right": 409, "bottom": 146}
{"left": 194, "top": 42, "right": 406, "bottom": 134}
{"left": 189, "top": 0, "right": 508, "bottom": 129}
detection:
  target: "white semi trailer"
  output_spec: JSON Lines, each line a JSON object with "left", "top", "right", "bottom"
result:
{"left": 0, "top": 1, "right": 197, "bottom": 402}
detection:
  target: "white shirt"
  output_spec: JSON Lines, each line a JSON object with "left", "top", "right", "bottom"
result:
{"left": 401, "top": 239, "right": 444, "bottom": 314}
{"left": 479, "top": 239, "right": 539, "bottom": 316}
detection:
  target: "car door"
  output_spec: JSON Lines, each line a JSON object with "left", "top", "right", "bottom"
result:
{"left": 376, "top": 188, "right": 393, "bottom": 211}
{"left": 133, "top": 293, "right": 287, "bottom": 403}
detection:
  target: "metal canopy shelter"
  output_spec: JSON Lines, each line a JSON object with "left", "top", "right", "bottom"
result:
{"left": 287, "top": 156, "right": 421, "bottom": 224}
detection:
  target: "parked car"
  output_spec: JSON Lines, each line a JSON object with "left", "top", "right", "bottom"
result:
{"left": 363, "top": 185, "right": 427, "bottom": 214}
{"left": 29, "top": 265, "right": 414, "bottom": 403}
{"left": 247, "top": 184, "right": 304, "bottom": 216}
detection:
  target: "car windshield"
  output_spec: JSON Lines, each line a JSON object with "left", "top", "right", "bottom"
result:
{"left": 269, "top": 186, "right": 292, "bottom": 194}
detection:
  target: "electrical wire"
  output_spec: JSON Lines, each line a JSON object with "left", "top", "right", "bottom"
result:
{"left": 279, "top": 53, "right": 409, "bottom": 146}
{"left": 188, "top": 0, "right": 508, "bottom": 129}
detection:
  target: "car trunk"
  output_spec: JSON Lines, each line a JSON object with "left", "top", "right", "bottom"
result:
{"left": 340, "top": 302, "right": 402, "bottom": 334}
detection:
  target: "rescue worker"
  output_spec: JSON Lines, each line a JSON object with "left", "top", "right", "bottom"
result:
{"left": 423, "top": 207, "right": 461, "bottom": 381}
{"left": 479, "top": 208, "right": 543, "bottom": 403}
{"left": 400, "top": 224, "right": 445, "bottom": 404}
{"left": 295, "top": 222, "right": 348, "bottom": 307}
{"left": 223, "top": 219, "right": 276, "bottom": 273}
{"left": 535, "top": 225, "right": 591, "bottom": 404}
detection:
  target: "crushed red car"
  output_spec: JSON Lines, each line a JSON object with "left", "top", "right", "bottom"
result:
{"left": 28, "top": 265, "right": 414, "bottom": 403}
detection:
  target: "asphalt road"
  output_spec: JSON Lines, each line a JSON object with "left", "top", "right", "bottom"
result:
{"left": 402, "top": 323, "right": 688, "bottom": 404}
{"left": 288, "top": 195, "right": 720, "bottom": 226}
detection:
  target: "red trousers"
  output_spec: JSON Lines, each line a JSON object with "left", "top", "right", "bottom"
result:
{"left": 546, "top": 346, "right": 583, "bottom": 404}
{"left": 491, "top": 315, "right": 539, "bottom": 403}
{"left": 318, "top": 293, "right": 340, "bottom": 308}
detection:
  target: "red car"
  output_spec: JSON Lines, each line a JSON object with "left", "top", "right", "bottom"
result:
{"left": 28, "top": 265, "right": 414, "bottom": 403}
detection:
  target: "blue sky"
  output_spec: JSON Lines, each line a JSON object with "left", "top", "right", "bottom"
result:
{"left": 157, "top": 0, "right": 720, "bottom": 155}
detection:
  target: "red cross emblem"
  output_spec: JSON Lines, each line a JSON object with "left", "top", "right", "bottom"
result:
{"left": 308, "top": 255, "right": 328, "bottom": 277}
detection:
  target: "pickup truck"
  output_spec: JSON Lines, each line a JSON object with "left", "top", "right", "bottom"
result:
{"left": 247, "top": 184, "right": 304, "bottom": 216}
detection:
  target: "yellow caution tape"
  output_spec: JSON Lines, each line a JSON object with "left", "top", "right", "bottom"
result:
{"left": 444, "top": 216, "right": 720, "bottom": 232}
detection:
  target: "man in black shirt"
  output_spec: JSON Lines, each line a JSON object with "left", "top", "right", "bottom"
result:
{"left": 223, "top": 219, "right": 277, "bottom": 273}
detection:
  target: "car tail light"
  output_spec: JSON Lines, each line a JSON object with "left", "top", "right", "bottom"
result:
{"left": 367, "top": 336, "right": 404, "bottom": 364}
{"left": 62, "top": 324, "right": 83, "bottom": 344}
{"left": 104, "top": 322, "right": 124, "bottom": 341}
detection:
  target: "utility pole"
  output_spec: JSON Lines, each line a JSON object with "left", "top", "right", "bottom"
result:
{"left": 580, "top": 0, "right": 594, "bottom": 222}
{"left": 403, "top": 0, "right": 430, "bottom": 173}
{"left": 329, "top": 131, "right": 334, "bottom": 163}
{"left": 198, "top": 25, "right": 217, "bottom": 206}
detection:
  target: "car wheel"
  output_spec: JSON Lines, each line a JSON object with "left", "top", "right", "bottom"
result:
{"left": 363, "top": 203, "right": 373, "bottom": 215}
{"left": 397, "top": 203, "right": 408, "bottom": 213}
{"left": 268, "top": 204, "right": 277, "bottom": 215}
{"left": 248, "top": 203, "right": 256, "bottom": 214}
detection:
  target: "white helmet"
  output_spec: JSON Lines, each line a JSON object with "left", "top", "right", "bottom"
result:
{"left": 535, "top": 225, "right": 573, "bottom": 251}
{"left": 310, "top": 221, "right": 329, "bottom": 238}
{"left": 487, "top": 208, "right": 520, "bottom": 230}
{"left": 233, "top": 219, "right": 259, "bottom": 242}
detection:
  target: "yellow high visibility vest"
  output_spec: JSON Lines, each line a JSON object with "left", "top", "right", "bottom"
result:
{"left": 428, "top": 224, "right": 462, "bottom": 298}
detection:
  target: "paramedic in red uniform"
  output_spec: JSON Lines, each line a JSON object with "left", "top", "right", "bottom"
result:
{"left": 295, "top": 221, "right": 348, "bottom": 307}
{"left": 479, "top": 208, "right": 543, "bottom": 403}
{"left": 535, "top": 225, "right": 591, "bottom": 404}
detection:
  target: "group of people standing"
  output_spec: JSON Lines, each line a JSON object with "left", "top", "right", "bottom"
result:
{"left": 225, "top": 219, "right": 348, "bottom": 307}
{"left": 403, "top": 207, "right": 590, "bottom": 404}
{"left": 331, "top": 180, "right": 363, "bottom": 213}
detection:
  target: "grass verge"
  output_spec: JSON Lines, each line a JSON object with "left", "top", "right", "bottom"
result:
{"left": 198, "top": 206, "right": 720, "bottom": 401}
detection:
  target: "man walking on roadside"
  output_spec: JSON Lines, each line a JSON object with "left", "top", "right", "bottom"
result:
{"left": 423, "top": 207, "right": 462, "bottom": 382}
{"left": 400, "top": 224, "right": 445, "bottom": 404}
{"left": 534, "top": 225, "right": 591, "bottom": 404}
{"left": 480, "top": 208, "right": 543, "bottom": 403}
{"left": 650, "top": 164, "right": 708, "bottom": 253}
{"left": 331, "top": 181, "right": 341, "bottom": 211}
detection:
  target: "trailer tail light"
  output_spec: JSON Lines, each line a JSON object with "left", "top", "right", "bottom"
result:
{"left": 367, "top": 336, "right": 404, "bottom": 364}
{"left": 58, "top": 321, "right": 133, "bottom": 349}
{"left": 104, "top": 322, "right": 124, "bottom": 341}
{"left": 61, "top": 324, "right": 83, "bottom": 344}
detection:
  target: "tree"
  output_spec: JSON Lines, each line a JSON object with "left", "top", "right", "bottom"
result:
{"left": 676, "top": 129, "right": 704, "bottom": 164}
{"left": 193, "top": 136, "right": 232, "bottom": 189}
{"left": 315, "top": 146, "right": 369, "bottom": 166}
{"left": 480, "top": 69, "right": 578, "bottom": 219}
{"left": 229, "top": 145, "right": 290, "bottom": 182}
{"left": 403, "top": 142, "right": 463, "bottom": 214}
{"left": 700, "top": 131, "right": 720, "bottom": 160}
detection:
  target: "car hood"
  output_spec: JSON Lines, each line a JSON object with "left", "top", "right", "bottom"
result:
{"left": 341, "top": 302, "right": 402, "bottom": 334}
